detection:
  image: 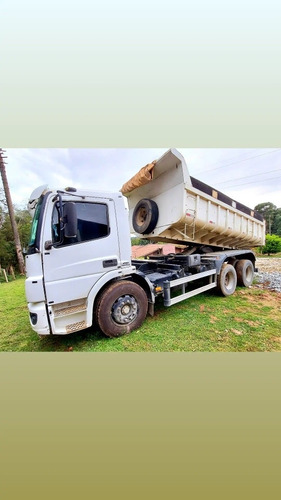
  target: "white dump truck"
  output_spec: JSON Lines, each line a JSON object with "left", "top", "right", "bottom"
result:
{"left": 25, "top": 149, "right": 265, "bottom": 337}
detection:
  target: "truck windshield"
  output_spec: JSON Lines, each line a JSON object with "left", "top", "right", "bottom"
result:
{"left": 28, "top": 195, "right": 44, "bottom": 253}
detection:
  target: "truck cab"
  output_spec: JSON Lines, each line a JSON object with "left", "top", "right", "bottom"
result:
{"left": 25, "top": 187, "right": 135, "bottom": 335}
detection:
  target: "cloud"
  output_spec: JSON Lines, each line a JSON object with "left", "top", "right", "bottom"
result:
{"left": 3, "top": 148, "right": 281, "bottom": 210}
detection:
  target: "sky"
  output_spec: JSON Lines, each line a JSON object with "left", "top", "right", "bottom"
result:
{"left": 2, "top": 148, "right": 281, "bottom": 211}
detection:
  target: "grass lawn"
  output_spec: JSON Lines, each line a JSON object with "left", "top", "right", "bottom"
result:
{"left": 0, "top": 276, "right": 280, "bottom": 352}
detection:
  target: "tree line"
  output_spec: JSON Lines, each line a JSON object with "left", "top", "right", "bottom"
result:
{"left": 255, "top": 202, "right": 281, "bottom": 236}
{"left": 254, "top": 202, "right": 281, "bottom": 255}
{"left": 0, "top": 189, "right": 31, "bottom": 271}
{"left": 1, "top": 195, "right": 281, "bottom": 273}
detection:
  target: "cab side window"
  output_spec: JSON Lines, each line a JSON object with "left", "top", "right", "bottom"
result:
{"left": 52, "top": 202, "right": 109, "bottom": 245}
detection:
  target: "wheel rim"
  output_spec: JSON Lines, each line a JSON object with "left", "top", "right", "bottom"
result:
{"left": 111, "top": 295, "right": 138, "bottom": 325}
{"left": 225, "top": 271, "right": 235, "bottom": 291}
{"left": 245, "top": 264, "right": 253, "bottom": 281}
{"left": 135, "top": 207, "right": 148, "bottom": 228}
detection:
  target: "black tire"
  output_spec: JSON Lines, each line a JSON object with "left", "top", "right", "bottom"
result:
{"left": 95, "top": 281, "right": 148, "bottom": 337}
{"left": 217, "top": 263, "right": 237, "bottom": 296}
{"left": 132, "top": 198, "right": 159, "bottom": 234}
{"left": 236, "top": 259, "right": 254, "bottom": 287}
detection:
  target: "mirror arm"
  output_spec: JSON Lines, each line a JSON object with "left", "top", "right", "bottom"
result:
{"left": 44, "top": 240, "right": 53, "bottom": 251}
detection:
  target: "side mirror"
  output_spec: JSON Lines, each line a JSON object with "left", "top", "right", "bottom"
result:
{"left": 63, "top": 202, "right": 78, "bottom": 238}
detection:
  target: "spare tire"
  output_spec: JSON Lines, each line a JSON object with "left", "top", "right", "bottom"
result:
{"left": 132, "top": 198, "right": 159, "bottom": 234}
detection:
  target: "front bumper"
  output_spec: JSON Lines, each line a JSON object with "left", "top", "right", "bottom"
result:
{"left": 28, "top": 302, "right": 50, "bottom": 335}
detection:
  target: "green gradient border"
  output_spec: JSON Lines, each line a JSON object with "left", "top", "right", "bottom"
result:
{"left": 1, "top": 353, "right": 280, "bottom": 498}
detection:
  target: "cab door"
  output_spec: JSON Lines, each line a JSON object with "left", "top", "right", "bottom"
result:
{"left": 42, "top": 197, "right": 120, "bottom": 306}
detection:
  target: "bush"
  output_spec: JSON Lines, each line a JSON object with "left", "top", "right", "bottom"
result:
{"left": 131, "top": 237, "right": 151, "bottom": 246}
{"left": 260, "top": 234, "right": 281, "bottom": 255}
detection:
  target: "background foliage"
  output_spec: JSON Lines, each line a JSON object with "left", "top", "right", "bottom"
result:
{"left": 260, "top": 234, "right": 281, "bottom": 255}
{"left": 254, "top": 202, "right": 281, "bottom": 235}
{"left": 0, "top": 188, "right": 31, "bottom": 269}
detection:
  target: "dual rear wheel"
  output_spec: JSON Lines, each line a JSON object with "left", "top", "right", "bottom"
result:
{"left": 218, "top": 259, "right": 255, "bottom": 296}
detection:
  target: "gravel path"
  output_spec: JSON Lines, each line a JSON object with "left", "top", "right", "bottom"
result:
{"left": 255, "top": 258, "right": 281, "bottom": 293}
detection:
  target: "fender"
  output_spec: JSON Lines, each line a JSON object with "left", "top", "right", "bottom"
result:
{"left": 86, "top": 266, "right": 156, "bottom": 326}
{"left": 86, "top": 266, "right": 136, "bottom": 326}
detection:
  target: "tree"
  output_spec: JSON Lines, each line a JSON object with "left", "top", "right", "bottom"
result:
{"left": 272, "top": 208, "right": 281, "bottom": 236}
{"left": 0, "top": 149, "right": 26, "bottom": 273}
{"left": 0, "top": 206, "right": 31, "bottom": 269}
{"left": 254, "top": 202, "right": 277, "bottom": 234}
{"left": 0, "top": 188, "right": 6, "bottom": 227}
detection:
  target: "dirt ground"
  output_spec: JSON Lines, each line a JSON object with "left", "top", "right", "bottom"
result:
{"left": 255, "top": 257, "right": 281, "bottom": 272}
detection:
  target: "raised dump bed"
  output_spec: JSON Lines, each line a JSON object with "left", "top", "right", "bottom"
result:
{"left": 121, "top": 149, "right": 265, "bottom": 249}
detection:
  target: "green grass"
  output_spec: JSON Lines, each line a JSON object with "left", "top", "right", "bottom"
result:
{"left": 0, "top": 277, "right": 280, "bottom": 352}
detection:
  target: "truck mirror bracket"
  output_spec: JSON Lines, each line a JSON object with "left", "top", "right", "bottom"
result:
{"left": 44, "top": 240, "right": 53, "bottom": 251}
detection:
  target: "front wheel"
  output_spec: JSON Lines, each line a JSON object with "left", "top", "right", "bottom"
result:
{"left": 217, "top": 263, "right": 237, "bottom": 296}
{"left": 95, "top": 281, "right": 148, "bottom": 337}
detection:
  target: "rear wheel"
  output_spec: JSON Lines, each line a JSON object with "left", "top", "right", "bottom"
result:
{"left": 217, "top": 263, "right": 237, "bottom": 296}
{"left": 95, "top": 281, "right": 148, "bottom": 337}
{"left": 236, "top": 259, "right": 254, "bottom": 287}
